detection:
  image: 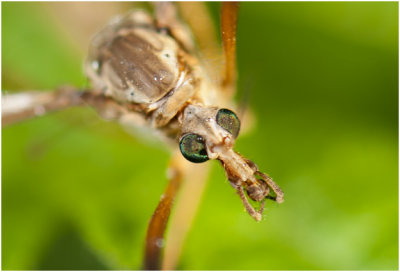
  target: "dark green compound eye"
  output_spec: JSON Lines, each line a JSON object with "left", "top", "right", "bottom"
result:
{"left": 179, "top": 134, "right": 209, "bottom": 163}
{"left": 216, "top": 109, "right": 240, "bottom": 138}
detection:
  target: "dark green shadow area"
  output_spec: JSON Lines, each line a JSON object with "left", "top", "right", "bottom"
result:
{"left": 37, "top": 223, "right": 108, "bottom": 270}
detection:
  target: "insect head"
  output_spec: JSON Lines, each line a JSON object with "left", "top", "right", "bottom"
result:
{"left": 179, "top": 105, "right": 284, "bottom": 221}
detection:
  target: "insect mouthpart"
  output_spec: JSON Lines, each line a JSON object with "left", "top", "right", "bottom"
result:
{"left": 218, "top": 150, "right": 284, "bottom": 221}
{"left": 178, "top": 104, "right": 283, "bottom": 221}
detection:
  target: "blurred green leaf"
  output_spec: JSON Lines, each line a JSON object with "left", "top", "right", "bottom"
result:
{"left": 2, "top": 2, "right": 398, "bottom": 270}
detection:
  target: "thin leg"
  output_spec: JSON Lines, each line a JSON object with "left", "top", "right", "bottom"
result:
{"left": 259, "top": 200, "right": 266, "bottom": 214}
{"left": 151, "top": 77, "right": 196, "bottom": 128}
{"left": 2, "top": 86, "right": 84, "bottom": 126}
{"left": 143, "top": 153, "right": 186, "bottom": 270}
{"left": 237, "top": 186, "right": 262, "bottom": 222}
{"left": 256, "top": 171, "right": 284, "bottom": 204}
{"left": 153, "top": 2, "right": 195, "bottom": 52}
{"left": 162, "top": 161, "right": 210, "bottom": 270}
{"left": 178, "top": 2, "right": 222, "bottom": 76}
{"left": 221, "top": 2, "right": 239, "bottom": 96}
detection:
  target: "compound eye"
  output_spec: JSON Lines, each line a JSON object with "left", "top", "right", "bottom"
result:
{"left": 216, "top": 109, "right": 240, "bottom": 138}
{"left": 179, "top": 133, "right": 209, "bottom": 163}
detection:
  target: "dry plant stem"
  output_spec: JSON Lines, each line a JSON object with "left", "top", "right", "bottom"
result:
{"left": 144, "top": 154, "right": 184, "bottom": 270}
{"left": 162, "top": 162, "right": 210, "bottom": 270}
{"left": 221, "top": 2, "right": 239, "bottom": 95}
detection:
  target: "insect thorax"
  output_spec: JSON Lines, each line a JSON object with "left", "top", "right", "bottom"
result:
{"left": 86, "top": 11, "right": 182, "bottom": 105}
{"left": 85, "top": 10, "right": 226, "bottom": 145}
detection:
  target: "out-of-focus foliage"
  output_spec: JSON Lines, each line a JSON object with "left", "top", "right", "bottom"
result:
{"left": 2, "top": 2, "right": 398, "bottom": 270}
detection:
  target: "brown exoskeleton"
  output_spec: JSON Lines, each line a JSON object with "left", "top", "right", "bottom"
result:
{"left": 85, "top": 3, "right": 284, "bottom": 223}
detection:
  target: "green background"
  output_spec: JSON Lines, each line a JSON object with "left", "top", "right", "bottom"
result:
{"left": 2, "top": 2, "right": 398, "bottom": 270}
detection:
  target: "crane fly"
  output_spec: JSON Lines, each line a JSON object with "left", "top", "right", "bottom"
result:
{"left": 86, "top": 1, "right": 283, "bottom": 220}
{"left": 2, "top": 2, "right": 284, "bottom": 270}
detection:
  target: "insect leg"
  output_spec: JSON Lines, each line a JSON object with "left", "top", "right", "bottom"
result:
{"left": 178, "top": 2, "right": 222, "bottom": 74}
{"left": 153, "top": 2, "right": 195, "bottom": 52}
{"left": 258, "top": 200, "right": 266, "bottom": 215}
{"left": 221, "top": 2, "right": 239, "bottom": 97}
{"left": 2, "top": 86, "right": 84, "bottom": 126}
{"left": 151, "top": 75, "right": 196, "bottom": 128}
{"left": 237, "top": 186, "right": 262, "bottom": 222}
{"left": 162, "top": 160, "right": 210, "bottom": 270}
{"left": 143, "top": 152, "right": 186, "bottom": 270}
{"left": 256, "top": 171, "right": 285, "bottom": 204}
